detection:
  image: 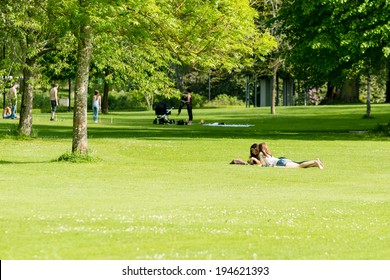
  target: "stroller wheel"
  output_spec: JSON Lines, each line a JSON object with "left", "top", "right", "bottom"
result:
{"left": 153, "top": 118, "right": 157, "bottom": 124}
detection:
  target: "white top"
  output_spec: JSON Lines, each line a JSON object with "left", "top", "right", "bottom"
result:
{"left": 92, "top": 95, "right": 101, "bottom": 108}
{"left": 260, "top": 152, "right": 279, "bottom": 167}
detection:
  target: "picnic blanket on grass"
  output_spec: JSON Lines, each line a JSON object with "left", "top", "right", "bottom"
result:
{"left": 202, "top": 122, "right": 254, "bottom": 127}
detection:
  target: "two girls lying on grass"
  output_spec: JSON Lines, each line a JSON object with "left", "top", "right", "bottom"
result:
{"left": 247, "top": 142, "right": 324, "bottom": 169}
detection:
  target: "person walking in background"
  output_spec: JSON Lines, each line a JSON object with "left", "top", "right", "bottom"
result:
{"left": 183, "top": 89, "right": 193, "bottom": 125}
{"left": 49, "top": 83, "right": 59, "bottom": 121}
{"left": 7, "top": 82, "right": 19, "bottom": 119}
{"left": 92, "top": 90, "right": 101, "bottom": 123}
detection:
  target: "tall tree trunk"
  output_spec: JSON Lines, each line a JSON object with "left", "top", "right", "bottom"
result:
{"left": 366, "top": 71, "right": 371, "bottom": 118}
{"left": 321, "top": 82, "right": 336, "bottom": 104}
{"left": 18, "top": 65, "right": 34, "bottom": 136}
{"left": 340, "top": 78, "right": 359, "bottom": 103}
{"left": 386, "top": 58, "right": 390, "bottom": 103}
{"left": 102, "top": 79, "right": 109, "bottom": 114}
{"left": 18, "top": 32, "right": 36, "bottom": 136}
{"left": 271, "top": 63, "right": 278, "bottom": 115}
{"left": 2, "top": 44, "right": 6, "bottom": 110}
{"left": 72, "top": 23, "right": 92, "bottom": 154}
{"left": 68, "top": 78, "right": 72, "bottom": 112}
{"left": 174, "top": 64, "right": 185, "bottom": 93}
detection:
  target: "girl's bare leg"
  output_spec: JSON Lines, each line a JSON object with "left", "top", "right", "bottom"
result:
{"left": 284, "top": 159, "right": 324, "bottom": 169}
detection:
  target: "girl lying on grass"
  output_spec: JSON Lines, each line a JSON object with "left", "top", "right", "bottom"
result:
{"left": 248, "top": 142, "right": 324, "bottom": 169}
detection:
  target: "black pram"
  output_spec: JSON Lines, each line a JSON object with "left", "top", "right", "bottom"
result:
{"left": 153, "top": 103, "right": 175, "bottom": 124}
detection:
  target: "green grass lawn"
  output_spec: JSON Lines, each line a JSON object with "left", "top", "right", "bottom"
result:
{"left": 0, "top": 104, "right": 389, "bottom": 259}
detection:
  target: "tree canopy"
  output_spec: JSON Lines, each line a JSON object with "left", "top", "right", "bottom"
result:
{"left": 2, "top": 0, "right": 390, "bottom": 153}
{"left": 278, "top": 0, "right": 390, "bottom": 90}
{"left": 1, "top": 0, "right": 275, "bottom": 152}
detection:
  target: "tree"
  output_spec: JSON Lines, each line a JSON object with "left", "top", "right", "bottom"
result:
{"left": 131, "top": 0, "right": 275, "bottom": 95}
{"left": 90, "top": 22, "right": 175, "bottom": 112}
{"left": 278, "top": 0, "right": 390, "bottom": 106}
{"left": 1, "top": 0, "right": 69, "bottom": 136}
{"left": 278, "top": 1, "right": 348, "bottom": 89}
{"left": 0, "top": 36, "right": 18, "bottom": 108}
{"left": 251, "top": 0, "right": 287, "bottom": 114}
{"left": 67, "top": 0, "right": 171, "bottom": 153}
{"left": 74, "top": 0, "right": 276, "bottom": 117}
{"left": 40, "top": 34, "right": 78, "bottom": 112}
{"left": 71, "top": 0, "right": 92, "bottom": 153}
{"left": 3, "top": 0, "right": 276, "bottom": 153}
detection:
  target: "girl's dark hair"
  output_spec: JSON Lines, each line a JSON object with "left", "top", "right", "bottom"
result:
{"left": 249, "top": 143, "right": 259, "bottom": 159}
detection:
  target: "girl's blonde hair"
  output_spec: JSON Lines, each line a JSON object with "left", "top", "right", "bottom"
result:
{"left": 259, "top": 142, "right": 272, "bottom": 157}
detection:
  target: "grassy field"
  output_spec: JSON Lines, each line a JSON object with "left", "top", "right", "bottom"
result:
{"left": 0, "top": 104, "right": 389, "bottom": 260}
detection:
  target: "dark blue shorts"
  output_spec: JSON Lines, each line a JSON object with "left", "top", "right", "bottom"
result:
{"left": 276, "top": 158, "right": 293, "bottom": 167}
{"left": 51, "top": 100, "right": 57, "bottom": 112}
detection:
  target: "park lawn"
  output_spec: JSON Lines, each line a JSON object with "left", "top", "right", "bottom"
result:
{"left": 0, "top": 104, "right": 389, "bottom": 259}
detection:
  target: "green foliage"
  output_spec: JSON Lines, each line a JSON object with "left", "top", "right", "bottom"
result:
{"left": 1, "top": 106, "right": 390, "bottom": 259}
{"left": 1, "top": 124, "right": 38, "bottom": 139}
{"left": 106, "top": 90, "right": 147, "bottom": 110}
{"left": 206, "top": 94, "right": 245, "bottom": 107}
{"left": 56, "top": 152, "right": 101, "bottom": 163}
{"left": 32, "top": 89, "right": 50, "bottom": 110}
{"left": 372, "top": 122, "right": 390, "bottom": 136}
{"left": 359, "top": 73, "right": 387, "bottom": 104}
{"left": 278, "top": 0, "right": 390, "bottom": 88}
{"left": 131, "top": 0, "right": 276, "bottom": 71}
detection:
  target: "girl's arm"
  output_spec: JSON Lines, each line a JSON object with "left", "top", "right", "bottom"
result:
{"left": 248, "top": 157, "right": 262, "bottom": 166}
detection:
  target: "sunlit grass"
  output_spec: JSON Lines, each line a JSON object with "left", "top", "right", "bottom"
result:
{"left": 0, "top": 104, "right": 389, "bottom": 259}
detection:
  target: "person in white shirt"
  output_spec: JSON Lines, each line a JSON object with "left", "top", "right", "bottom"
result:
{"left": 92, "top": 90, "right": 101, "bottom": 123}
{"left": 257, "top": 142, "right": 324, "bottom": 169}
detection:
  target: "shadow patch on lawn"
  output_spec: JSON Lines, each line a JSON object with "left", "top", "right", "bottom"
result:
{"left": 0, "top": 160, "right": 53, "bottom": 165}
{"left": 3, "top": 122, "right": 377, "bottom": 141}
{"left": 1, "top": 108, "right": 385, "bottom": 141}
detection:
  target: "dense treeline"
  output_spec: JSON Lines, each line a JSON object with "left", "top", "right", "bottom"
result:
{"left": 277, "top": 0, "right": 390, "bottom": 108}
{"left": 1, "top": 0, "right": 389, "bottom": 152}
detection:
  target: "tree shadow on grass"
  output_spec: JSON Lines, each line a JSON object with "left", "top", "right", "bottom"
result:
{"left": 0, "top": 111, "right": 383, "bottom": 142}
{"left": 49, "top": 125, "right": 373, "bottom": 141}
{"left": 29, "top": 123, "right": 375, "bottom": 141}
{"left": 0, "top": 160, "right": 54, "bottom": 165}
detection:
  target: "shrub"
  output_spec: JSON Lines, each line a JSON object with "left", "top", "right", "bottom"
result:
{"left": 205, "top": 94, "right": 245, "bottom": 107}
{"left": 372, "top": 122, "right": 390, "bottom": 136}
{"left": 56, "top": 152, "right": 101, "bottom": 163}
{"left": 106, "top": 90, "right": 147, "bottom": 110}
